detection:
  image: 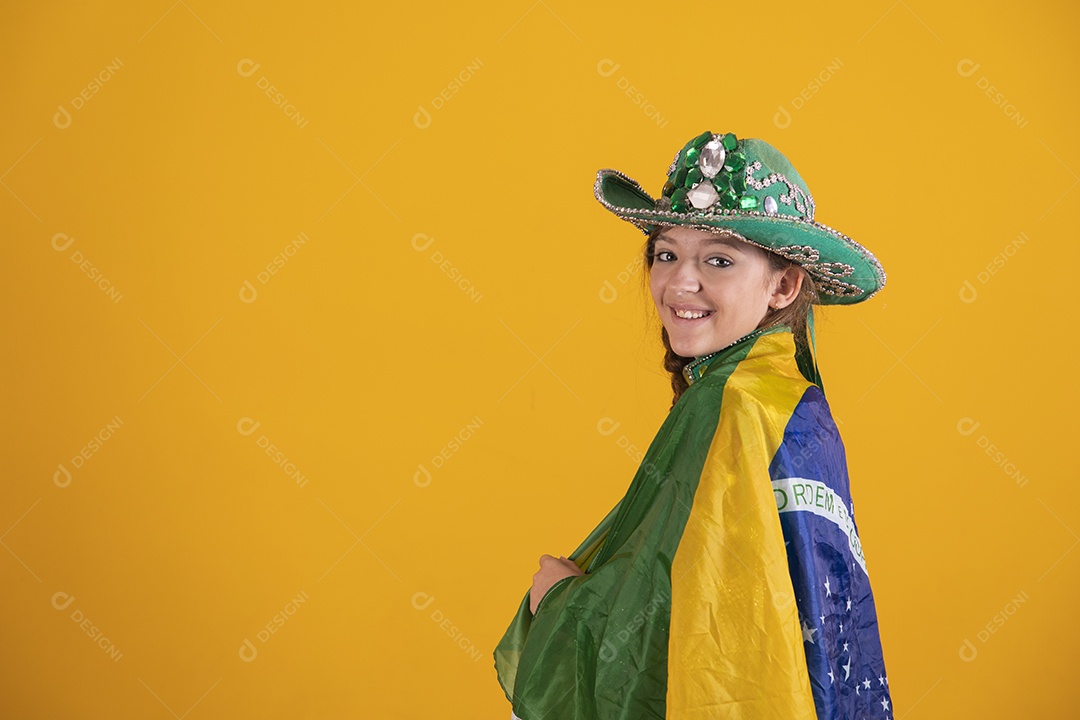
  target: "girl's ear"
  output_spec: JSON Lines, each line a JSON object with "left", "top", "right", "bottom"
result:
{"left": 771, "top": 266, "right": 804, "bottom": 309}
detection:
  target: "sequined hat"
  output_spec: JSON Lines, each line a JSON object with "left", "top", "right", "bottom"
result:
{"left": 594, "top": 130, "right": 886, "bottom": 304}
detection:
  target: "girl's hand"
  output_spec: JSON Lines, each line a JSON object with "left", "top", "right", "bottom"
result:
{"left": 530, "top": 554, "right": 585, "bottom": 615}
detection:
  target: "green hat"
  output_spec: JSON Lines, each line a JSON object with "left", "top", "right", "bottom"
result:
{"left": 594, "top": 130, "right": 886, "bottom": 304}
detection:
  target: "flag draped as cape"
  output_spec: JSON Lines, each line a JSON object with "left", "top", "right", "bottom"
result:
{"left": 494, "top": 321, "right": 893, "bottom": 719}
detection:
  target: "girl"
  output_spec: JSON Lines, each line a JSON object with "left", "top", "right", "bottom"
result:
{"left": 495, "top": 130, "right": 893, "bottom": 720}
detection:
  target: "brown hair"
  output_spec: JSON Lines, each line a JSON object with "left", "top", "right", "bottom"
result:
{"left": 642, "top": 225, "right": 819, "bottom": 408}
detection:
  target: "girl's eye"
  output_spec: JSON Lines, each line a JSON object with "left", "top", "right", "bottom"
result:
{"left": 707, "top": 256, "right": 732, "bottom": 268}
{"left": 656, "top": 250, "right": 675, "bottom": 262}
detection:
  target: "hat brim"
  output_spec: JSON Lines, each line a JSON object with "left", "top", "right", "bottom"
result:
{"left": 595, "top": 169, "right": 886, "bottom": 305}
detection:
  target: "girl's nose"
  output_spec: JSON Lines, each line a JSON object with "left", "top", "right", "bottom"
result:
{"left": 669, "top": 260, "right": 702, "bottom": 293}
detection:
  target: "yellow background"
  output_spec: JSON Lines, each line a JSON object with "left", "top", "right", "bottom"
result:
{"left": 2, "top": 1, "right": 1075, "bottom": 717}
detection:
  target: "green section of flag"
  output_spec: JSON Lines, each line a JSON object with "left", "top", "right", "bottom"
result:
{"left": 493, "top": 328, "right": 782, "bottom": 719}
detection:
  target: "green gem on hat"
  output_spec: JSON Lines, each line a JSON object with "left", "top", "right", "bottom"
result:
{"left": 690, "top": 130, "right": 712, "bottom": 149}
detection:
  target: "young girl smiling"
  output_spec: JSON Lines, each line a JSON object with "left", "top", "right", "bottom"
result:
{"left": 496, "top": 129, "right": 893, "bottom": 720}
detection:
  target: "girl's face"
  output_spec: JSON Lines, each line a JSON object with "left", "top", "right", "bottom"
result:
{"left": 649, "top": 225, "right": 789, "bottom": 358}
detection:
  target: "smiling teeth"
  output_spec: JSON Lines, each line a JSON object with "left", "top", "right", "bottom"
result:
{"left": 675, "top": 308, "right": 710, "bottom": 319}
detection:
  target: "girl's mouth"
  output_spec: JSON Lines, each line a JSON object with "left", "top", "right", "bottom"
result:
{"left": 670, "top": 306, "right": 714, "bottom": 323}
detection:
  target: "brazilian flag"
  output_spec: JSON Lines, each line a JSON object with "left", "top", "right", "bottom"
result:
{"left": 494, "top": 323, "right": 893, "bottom": 719}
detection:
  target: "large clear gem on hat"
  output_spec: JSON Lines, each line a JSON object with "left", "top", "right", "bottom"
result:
{"left": 764, "top": 195, "right": 779, "bottom": 215}
{"left": 698, "top": 139, "right": 726, "bottom": 179}
{"left": 687, "top": 181, "right": 719, "bottom": 209}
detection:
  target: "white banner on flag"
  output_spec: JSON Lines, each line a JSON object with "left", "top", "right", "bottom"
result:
{"left": 772, "top": 476, "right": 868, "bottom": 577}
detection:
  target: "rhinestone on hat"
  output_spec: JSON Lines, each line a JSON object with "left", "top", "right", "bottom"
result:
{"left": 687, "top": 181, "right": 720, "bottom": 209}
{"left": 698, "top": 139, "right": 726, "bottom": 179}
